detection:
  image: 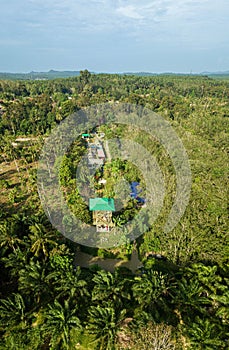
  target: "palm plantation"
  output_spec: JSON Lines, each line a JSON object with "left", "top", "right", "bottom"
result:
{"left": 0, "top": 72, "right": 228, "bottom": 349}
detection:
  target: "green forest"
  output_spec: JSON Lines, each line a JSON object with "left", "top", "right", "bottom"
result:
{"left": 0, "top": 70, "right": 228, "bottom": 349}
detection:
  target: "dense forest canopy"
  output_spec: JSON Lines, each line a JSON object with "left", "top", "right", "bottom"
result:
{"left": 0, "top": 71, "right": 228, "bottom": 349}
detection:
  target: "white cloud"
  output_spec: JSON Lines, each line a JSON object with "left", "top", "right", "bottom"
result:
{"left": 3, "top": 0, "right": 219, "bottom": 33}
{"left": 0, "top": 0, "right": 228, "bottom": 72}
{"left": 1, "top": 0, "right": 228, "bottom": 48}
{"left": 116, "top": 5, "right": 144, "bottom": 20}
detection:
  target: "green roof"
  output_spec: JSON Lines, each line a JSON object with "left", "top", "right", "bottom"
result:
{"left": 82, "top": 133, "right": 90, "bottom": 137}
{"left": 89, "top": 198, "right": 115, "bottom": 211}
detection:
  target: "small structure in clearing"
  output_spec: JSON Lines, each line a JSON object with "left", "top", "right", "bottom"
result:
{"left": 89, "top": 198, "right": 115, "bottom": 232}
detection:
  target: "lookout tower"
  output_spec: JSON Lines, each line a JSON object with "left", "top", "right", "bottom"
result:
{"left": 89, "top": 198, "right": 115, "bottom": 232}
{"left": 81, "top": 133, "right": 91, "bottom": 139}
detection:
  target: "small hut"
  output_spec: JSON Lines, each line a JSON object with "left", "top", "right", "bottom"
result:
{"left": 89, "top": 198, "right": 115, "bottom": 232}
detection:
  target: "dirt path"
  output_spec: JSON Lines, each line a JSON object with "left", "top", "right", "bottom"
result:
{"left": 103, "top": 140, "right": 112, "bottom": 161}
{"left": 74, "top": 249, "right": 143, "bottom": 273}
{"left": 75, "top": 135, "right": 143, "bottom": 274}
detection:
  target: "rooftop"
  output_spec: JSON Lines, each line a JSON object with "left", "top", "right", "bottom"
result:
{"left": 89, "top": 198, "right": 115, "bottom": 211}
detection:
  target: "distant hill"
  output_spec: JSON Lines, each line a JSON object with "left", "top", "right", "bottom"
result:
{"left": 201, "top": 70, "right": 229, "bottom": 76}
{"left": 0, "top": 69, "right": 229, "bottom": 80}
{"left": 123, "top": 71, "right": 229, "bottom": 78}
{"left": 0, "top": 70, "right": 81, "bottom": 80}
{"left": 200, "top": 71, "right": 229, "bottom": 80}
{"left": 120, "top": 72, "right": 158, "bottom": 76}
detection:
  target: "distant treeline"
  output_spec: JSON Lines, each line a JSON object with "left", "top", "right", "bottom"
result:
{"left": 0, "top": 69, "right": 229, "bottom": 80}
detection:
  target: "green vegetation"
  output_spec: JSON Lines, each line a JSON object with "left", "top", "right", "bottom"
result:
{"left": 0, "top": 71, "right": 228, "bottom": 349}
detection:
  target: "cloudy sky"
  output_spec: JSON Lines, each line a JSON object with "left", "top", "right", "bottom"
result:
{"left": 1, "top": 0, "right": 228, "bottom": 73}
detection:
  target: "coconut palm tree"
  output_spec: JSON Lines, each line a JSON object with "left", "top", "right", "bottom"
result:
{"left": 43, "top": 299, "right": 82, "bottom": 350}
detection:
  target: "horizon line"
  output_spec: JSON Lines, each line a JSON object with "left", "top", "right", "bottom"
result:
{"left": 0, "top": 69, "right": 228, "bottom": 75}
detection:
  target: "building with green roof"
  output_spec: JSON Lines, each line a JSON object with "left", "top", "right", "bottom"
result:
{"left": 81, "top": 133, "right": 91, "bottom": 138}
{"left": 89, "top": 198, "right": 115, "bottom": 211}
{"left": 89, "top": 198, "right": 115, "bottom": 232}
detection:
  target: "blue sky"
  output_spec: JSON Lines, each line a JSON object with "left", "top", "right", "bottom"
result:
{"left": 1, "top": 0, "right": 228, "bottom": 73}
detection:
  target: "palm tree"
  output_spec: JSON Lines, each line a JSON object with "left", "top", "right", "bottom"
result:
{"left": 18, "top": 259, "right": 51, "bottom": 304}
{"left": 0, "top": 326, "right": 43, "bottom": 350}
{"left": 132, "top": 270, "right": 167, "bottom": 306}
{"left": 132, "top": 269, "right": 171, "bottom": 322}
{"left": 0, "top": 220, "right": 23, "bottom": 253}
{"left": 87, "top": 303, "right": 126, "bottom": 350}
{"left": 43, "top": 299, "right": 81, "bottom": 350}
{"left": 171, "top": 277, "right": 209, "bottom": 313}
{"left": 1, "top": 133, "right": 20, "bottom": 170}
{"left": 92, "top": 270, "right": 131, "bottom": 307}
{"left": 2, "top": 247, "right": 28, "bottom": 278}
{"left": 0, "top": 293, "right": 27, "bottom": 329}
{"left": 48, "top": 264, "right": 89, "bottom": 304}
{"left": 187, "top": 316, "right": 226, "bottom": 349}
{"left": 28, "top": 222, "right": 58, "bottom": 259}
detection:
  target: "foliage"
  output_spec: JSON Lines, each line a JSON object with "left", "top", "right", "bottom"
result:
{"left": 0, "top": 73, "right": 228, "bottom": 349}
